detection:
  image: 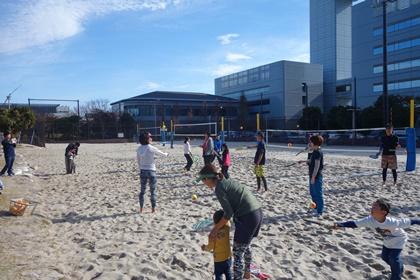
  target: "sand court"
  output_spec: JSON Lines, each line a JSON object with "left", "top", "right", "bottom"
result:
{"left": 0, "top": 143, "right": 419, "bottom": 279}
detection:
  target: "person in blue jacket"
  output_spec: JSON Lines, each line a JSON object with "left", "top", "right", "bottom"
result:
{"left": 0, "top": 132, "right": 16, "bottom": 176}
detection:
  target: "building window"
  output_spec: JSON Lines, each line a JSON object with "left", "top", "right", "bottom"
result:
{"left": 336, "top": 85, "right": 351, "bottom": 92}
{"left": 373, "top": 15, "right": 420, "bottom": 36}
{"left": 373, "top": 37, "right": 420, "bottom": 55}
{"left": 373, "top": 58, "right": 420, "bottom": 73}
{"left": 302, "top": 96, "right": 307, "bottom": 106}
{"left": 373, "top": 78, "right": 420, "bottom": 93}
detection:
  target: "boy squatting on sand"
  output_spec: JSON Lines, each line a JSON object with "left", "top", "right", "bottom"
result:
{"left": 333, "top": 199, "right": 420, "bottom": 280}
{"left": 202, "top": 209, "right": 232, "bottom": 280}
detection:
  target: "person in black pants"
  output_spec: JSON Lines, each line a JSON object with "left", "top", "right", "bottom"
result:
{"left": 0, "top": 132, "right": 16, "bottom": 176}
{"left": 65, "top": 142, "right": 80, "bottom": 174}
{"left": 380, "top": 125, "right": 400, "bottom": 187}
{"left": 183, "top": 137, "right": 193, "bottom": 171}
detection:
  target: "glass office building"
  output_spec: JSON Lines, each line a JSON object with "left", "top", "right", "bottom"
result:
{"left": 215, "top": 60, "right": 323, "bottom": 129}
{"left": 352, "top": 0, "right": 420, "bottom": 108}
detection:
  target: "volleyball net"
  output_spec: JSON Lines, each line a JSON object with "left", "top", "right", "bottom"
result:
{"left": 265, "top": 127, "right": 401, "bottom": 147}
{"left": 174, "top": 122, "right": 218, "bottom": 138}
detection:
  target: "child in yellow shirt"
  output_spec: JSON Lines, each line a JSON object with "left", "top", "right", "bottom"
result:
{"left": 202, "top": 210, "right": 232, "bottom": 280}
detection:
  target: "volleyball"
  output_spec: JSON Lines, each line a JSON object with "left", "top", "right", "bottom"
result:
{"left": 192, "top": 194, "right": 198, "bottom": 201}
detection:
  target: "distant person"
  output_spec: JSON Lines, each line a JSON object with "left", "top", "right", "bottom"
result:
{"left": 183, "top": 137, "right": 193, "bottom": 171}
{"left": 333, "top": 199, "right": 420, "bottom": 280}
{"left": 220, "top": 143, "right": 231, "bottom": 179}
{"left": 201, "top": 209, "right": 232, "bottom": 280}
{"left": 214, "top": 135, "right": 222, "bottom": 155}
{"left": 307, "top": 135, "right": 324, "bottom": 217}
{"left": 380, "top": 124, "right": 400, "bottom": 187}
{"left": 0, "top": 132, "right": 16, "bottom": 176}
{"left": 197, "top": 164, "right": 262, "bottom": 280}
{"left": 65, "top": 142, "right": 80, "bottom": 174}
{"left": 254, "top": 132, "right": 267, "bottom": 192}
{"left": 201, "top": 132, "right": 215, "bottom": 165}
{"left": 137, "top": 132, "right": 168, "bottom": 213}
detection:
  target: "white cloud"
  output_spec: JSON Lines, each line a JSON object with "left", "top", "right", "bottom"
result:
{"left": 145, "top": 81, "right": 163, "bottom": 90}
{"left": 225, "top": 52, "right": 251, "bottom": 62}
{"left": 217, "top": 33, "right": 239, "bottom": 45}
{"left": 0, "top": 0, "right": 184, "bottom": 54}
{"left": 213, "top": 64, "right": 242, "bottom": 77}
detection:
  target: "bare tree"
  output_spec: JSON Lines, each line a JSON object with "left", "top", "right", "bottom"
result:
{"left": 80, "top": 99, "right": 111, "bottom": 116}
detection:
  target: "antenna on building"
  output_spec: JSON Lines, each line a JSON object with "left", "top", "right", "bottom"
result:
{"left": 4, "top": 85, "right": 21, "bottom": 109}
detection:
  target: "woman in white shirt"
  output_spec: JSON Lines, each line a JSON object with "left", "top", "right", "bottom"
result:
{"left": 137, "top": 132, "right": 168, "bottom": 213}
{"left": 184, "top": 137, "right": 193, "bottom": 171}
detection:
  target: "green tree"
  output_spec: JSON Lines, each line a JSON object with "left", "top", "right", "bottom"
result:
{"left": 298, "top": 106, "right": 323, "bottom": 130}
{"left": 119, "top": 112, "right": 136, "bottom": 138}
{"left": 326, "top": 106, "right": 354, "bottom": 129}
{"left": 0, "top": 107, "right": 36, "bottom": 133}
{"left": 359, "top": 94, "right": 411, "bottom": 128}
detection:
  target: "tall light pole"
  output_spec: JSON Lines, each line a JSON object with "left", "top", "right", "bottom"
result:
{"left": 302, "top": 82, "right": 309, "bottom": 129}
{"left": 302, "top": 82, "right": 308, "bottom": 108}
{"left": 377, "top": 0, "right": 396, "bottom": 125}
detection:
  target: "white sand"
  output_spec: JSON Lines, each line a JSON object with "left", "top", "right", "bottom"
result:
{"left": 0, "top": 142, "right": 419, "bottom": 280}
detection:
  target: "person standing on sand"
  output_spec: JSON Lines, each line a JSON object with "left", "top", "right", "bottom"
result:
{"left": 201, "top": 132, "right": 215, "bottom": 165}
{"left": 380, "top": 124, "right": 400, "bottom": 187}
{"left": 254, "top": 132, "right": 267, "bottom": 192}
{"left": 0, "top": 132, "right": 17, "bottom": 176}
{"left": 307, "top": 135, "right": 324, "bottom": 217}
{"left": 137, "top": 132, "right": 168, "bottom": 213}
{"left": 333, "top": 199, "right": 420, "bottom": 280}
{"left": 183, "top": 137, "right": 193, "bottom": 171}
{"left": 197, "top": 164, "right": 262, "bottom": 280}
{"left": 64, "top": 142, "right": 80, "bottom": 174}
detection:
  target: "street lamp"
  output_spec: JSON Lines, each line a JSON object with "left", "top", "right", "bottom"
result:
{"left": 375, "top": 0, "right": 396, "bottom": 125}
{"left": 301, "top": 82, "right": 309, "bottom": 108}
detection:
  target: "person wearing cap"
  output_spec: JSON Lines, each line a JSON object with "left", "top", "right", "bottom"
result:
{"left": 65, "top": 142, "right": 80, "bottom": 174}
{"left": 198, "top": 164, "right": 262, "bottom": 280}
{"left": 333, "top": 199, "right": 420, "bottom": 280}
{"left": 0, "top": 132, "right": 17, "bottom": 176}
{"left": 380, "top": 125, "right": 400, "bottom": 187}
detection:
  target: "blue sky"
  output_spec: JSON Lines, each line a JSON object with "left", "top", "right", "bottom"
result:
{"left": 0, "top": 0, "right": 309, "bottom": 105}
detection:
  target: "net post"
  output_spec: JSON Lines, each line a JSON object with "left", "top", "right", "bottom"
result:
{"left": 256, "top": 113, "right": 260, "bottom": 131}
{"left": 170, "top": 119, "right": 174, "bottom": 149}
{"left": 406, "top": 98, "right": 416, "bottom": 171}
{"left": 221, "top": 116, "right": 225, "bottom": 143}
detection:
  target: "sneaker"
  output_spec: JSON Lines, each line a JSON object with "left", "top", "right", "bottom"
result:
{"left": 382, "top": 181, "right": 386, "bottom": 187}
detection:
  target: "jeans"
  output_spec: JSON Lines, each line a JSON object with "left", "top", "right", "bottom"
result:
{"left": 214, "top": 258, "right": 232, "bottom": 280}
{"left": 0, "top": 155, "right": 15, "bottom": 175}
{"left": 184, "top": 154, "right": 193, "bottom": 171}
{"left": 309, "top": 176, "right": 324, "bottom": 214}
{"left": 139, "top": 170, "right": 157, "bottom": 209}
{"left": 381, "top": 246, "right": 403, "bottom": 280}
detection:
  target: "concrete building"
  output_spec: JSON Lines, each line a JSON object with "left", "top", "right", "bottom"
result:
{"left": 310, "top": 0, "right": 353, "bottom": 110}
{"left": 215, "top": 60, "right": 323, "bottom": 129}
{"left": 353, "top": 0, "right": 420, "bottom": 108}
{"left": 111, "top": 91, "right": 239, "bottom": 132}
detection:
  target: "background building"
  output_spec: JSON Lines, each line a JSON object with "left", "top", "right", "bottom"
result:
{"left": 310, "top": 0, "right": 353, "bottom": 110}
{"left": 353, "top": 0, "right": 420, "bottom": 108}
{"left": 310, "top": 0, "right": 420, "bottom": 111}
{"left": 111, "top": 91, "right": 239, "bottom": 133}
{"left": 0, "top": 103, "right": 59, "bottom": 115}
{"left": 215, "top": 60, "right": 323, "bottom": 129}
